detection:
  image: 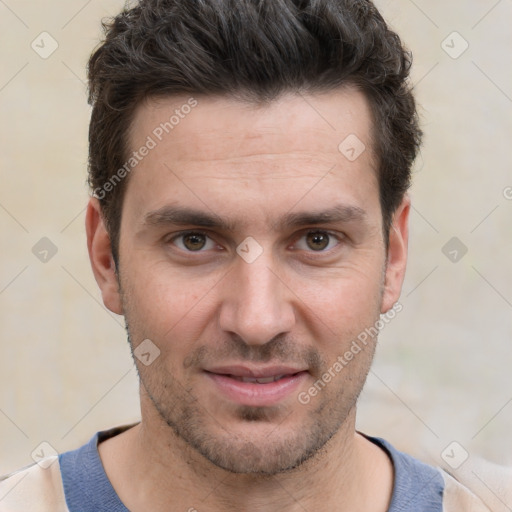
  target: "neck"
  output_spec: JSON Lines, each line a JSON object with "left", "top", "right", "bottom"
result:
{"left": 100, "top": 403, "right": 394, "bottom": 512}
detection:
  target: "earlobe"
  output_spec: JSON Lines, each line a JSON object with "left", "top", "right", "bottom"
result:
{"left": 381, "top": 195, "right": 410, "bottom": 314}
{"left": 85, "top": 198, "right": 123, "bottom": 315}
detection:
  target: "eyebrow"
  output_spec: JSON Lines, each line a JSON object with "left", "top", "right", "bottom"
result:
{"left": 141, "top": 204, "right": 367, "bottom": 232}
{"left": 277, "top": 205, "right": 367, "bottom": 230}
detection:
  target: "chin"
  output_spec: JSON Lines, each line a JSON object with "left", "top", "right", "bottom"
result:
{"left": 190, "top": 430, "right": 319, "bottom": 475}
{"left": 162, "top": 401, "right": 342, "bottom": 475}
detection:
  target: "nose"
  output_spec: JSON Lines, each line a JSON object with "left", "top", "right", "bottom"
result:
{"left": 218, "top": 253, "right": 296, "bottom": 346}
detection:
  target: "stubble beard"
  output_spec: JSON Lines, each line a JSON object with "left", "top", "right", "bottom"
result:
{"left": 117, "top": 265, "right": 382, "bottom": 476}
{"left": 127, "top": 326, "right": 375, "bottom": 476}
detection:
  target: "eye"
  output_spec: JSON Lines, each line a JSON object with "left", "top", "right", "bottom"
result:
{"left": 293, "top": 230, "right": 342, "bottom": 252}
{"left": 169, "top": 231, "right": 217, "bottom": 252}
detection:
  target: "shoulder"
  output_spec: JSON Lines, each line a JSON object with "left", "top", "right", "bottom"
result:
{"left": 0, "top": 425, "right": 134, "bottom": 512}
{"left": 0, "top": 458, "right": 68, "bottom": 512}
{"left": 439, "top": 455, "right": 512, "bottom": 512}
{"left": 370, "top": 434, "right": 512, "bottom": 512}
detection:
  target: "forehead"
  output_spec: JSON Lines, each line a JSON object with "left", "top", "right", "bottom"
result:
{"left": 123, "top": 88, "right": 379, "bottom": 227}
{"left": 130, "top": 88, "right": 374, "bottom": 163}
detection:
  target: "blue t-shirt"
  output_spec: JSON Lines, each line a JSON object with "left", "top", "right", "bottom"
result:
{"left": 59, "top": 427, "right": 444, "bottom": 511}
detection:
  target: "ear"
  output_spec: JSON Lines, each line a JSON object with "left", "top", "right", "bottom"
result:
{"left": 85, "top": 198, "right": 123, "bottom": 315}
{"left": 381, "top": 195, "right": 410, "bottom": 314}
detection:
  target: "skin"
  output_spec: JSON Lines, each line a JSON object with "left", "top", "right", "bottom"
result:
{"left": 87, "top": 87, "right": 410, "bottom": 511}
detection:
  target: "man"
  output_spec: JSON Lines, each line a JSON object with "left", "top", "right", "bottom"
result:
{"left": 0, "top": 0, "right": 509, "bottom": 510}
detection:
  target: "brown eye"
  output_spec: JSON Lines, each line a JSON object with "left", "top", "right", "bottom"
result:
{"left": 182, "top": 233, "right": 207, "bottom": 251}
{"left": 168, "top": 231, "right": 219, "bottom": 254}
{"left": 306, "top": 231, "right": 330, "bottom": 251}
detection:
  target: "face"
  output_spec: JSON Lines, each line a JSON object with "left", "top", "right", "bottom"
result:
{"left": 88, "top": 88, "right": 409, "bottom": 475}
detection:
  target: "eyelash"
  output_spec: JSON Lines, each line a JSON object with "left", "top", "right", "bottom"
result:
{"left": 166, "top": 229, "right": 344, "bottom": 255}
{"left": 168, "top": 230, "right": 217, "bottom": 252}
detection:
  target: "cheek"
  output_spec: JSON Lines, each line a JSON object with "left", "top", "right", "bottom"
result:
{"left": 121, "top": 260, "right": 219, "bottom": 341}
{"left": 298, "top": 264, "right": 384, "bottom": 342}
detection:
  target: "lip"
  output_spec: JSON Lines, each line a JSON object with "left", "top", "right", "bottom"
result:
{"left": 205, "top": 365, "right": 307, "bottom": 379}
{"left": 204, "top": 366, "right": 309, "bottom": 407}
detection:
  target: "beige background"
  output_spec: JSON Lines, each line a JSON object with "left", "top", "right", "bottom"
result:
{"left": 0, "top": 0, "right": 511, "bottom": 479}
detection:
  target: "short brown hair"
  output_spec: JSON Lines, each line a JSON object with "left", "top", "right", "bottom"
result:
{"left": 87, "top": 0, "right": 421, "bottom": 264}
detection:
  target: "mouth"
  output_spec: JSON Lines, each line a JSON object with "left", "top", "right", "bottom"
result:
{"left": 203, "top": 366, "right": 309, "bottom": 407}
{"left": 227, "top": 374, "right": 291, "bottom": 384}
